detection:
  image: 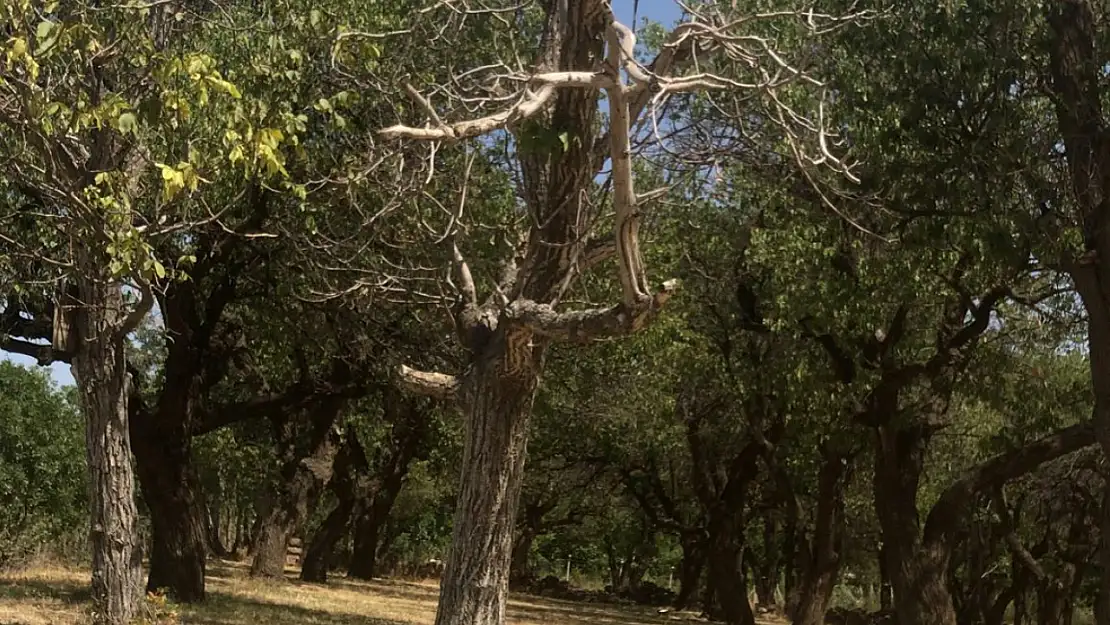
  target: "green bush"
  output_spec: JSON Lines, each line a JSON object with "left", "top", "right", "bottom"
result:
{"left": 0, "top": 361, "right": 86, "bottom": 567}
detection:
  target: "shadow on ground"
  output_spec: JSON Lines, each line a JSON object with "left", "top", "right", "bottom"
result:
{"left": 0, "top": 561, "right": 763, "bottom": 625}
{"left": 0, "top": 577, "right": 89, "bottom": 606}
{"left": 184, "top": 591, "right": 404, "bottom": 625}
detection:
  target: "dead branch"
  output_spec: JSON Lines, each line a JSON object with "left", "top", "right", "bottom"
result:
{"left": 397, "top": 364, "right": 459, "bottom": 400}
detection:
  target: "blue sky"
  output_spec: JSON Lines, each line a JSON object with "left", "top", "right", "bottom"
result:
{"left": 1, "top": 1, "right": 688, "bottom": 389}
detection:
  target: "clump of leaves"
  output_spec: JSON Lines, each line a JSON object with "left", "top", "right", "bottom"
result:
{"left": 136, "top": 590, "right": 180, "bottom": 625}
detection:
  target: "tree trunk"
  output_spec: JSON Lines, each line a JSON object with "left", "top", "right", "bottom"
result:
{"left": 251, "top": 400, "right": 343, "bottom": 578}
{"left": 789, "top": 448, "right": 849, "bottom": 625}
{"left": 300, "top": 497, "right": 354, "bottom": 583}
{"left": 205, "top": 497, "right": 230, "bottom": 559}
{"left": 131, "top": 418, "right": 207, "bottom": 602}
{"left": 873, "top": 424, "right": 959, "bottom": 625}
{"left": 1044, "top": 5, "right": 1110, "bottom": 622}
{"left": 509, "top": 529, "right": 536, "bottom": 585}
{"left": 706, "top": 514, "right": 756, "bottom": 625}
{"left": 71, "top": 275, "right": 143, "bottom": 625}
{"left": 674, "top": 531, "right": 706, "bottom": 610}
{"left": 754, "top": 514, "right": 778, "bottom": 608}
{"left": 433, "top": 349, "right": 541, "bottom": 625}
{"left": 347, "top": 508, "right": 383, "bottom": 580}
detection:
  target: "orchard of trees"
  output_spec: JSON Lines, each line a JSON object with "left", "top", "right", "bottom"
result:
{"left": 1, "top": 1, "right": 1109, "bottom": 625}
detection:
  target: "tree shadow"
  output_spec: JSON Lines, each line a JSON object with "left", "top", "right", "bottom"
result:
{"left": 505, "top": 597, "right": 670, "bottom": 625}
{"left": 184, "top": 591, "right": 405, "bottom": 625}
{"left": 0, "top": 576, "right": 90, "bottom": 606}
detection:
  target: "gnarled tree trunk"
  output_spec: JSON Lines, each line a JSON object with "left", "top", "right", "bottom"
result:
{"left": 251, "top": 397, "right": 344, "bottom": 577}
{"left": 1044, "top": 4, "right": 1110, "bottom": 622}
{"left": 789, "top": 448, "right": 850, "bottom": 625}
{"left": 673, "top": 531, "right": 706, "bottom": 610}
{"left": 706, "top": 513, "right": 756, "bottom": 625}
{"left": 433, "top": 337, "right": 542, "bottom": 625}
{"left": 72, "top": 272, "right": 143, "bottom": 625}
{"left": 131, "top": 408, "right": 207, "bottom": 602}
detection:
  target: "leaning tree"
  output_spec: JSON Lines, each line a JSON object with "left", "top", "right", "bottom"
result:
{"left": 373, "top": 1, "right": 867, "bottom": 623}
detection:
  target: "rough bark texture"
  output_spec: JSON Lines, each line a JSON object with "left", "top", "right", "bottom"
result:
{"left": 348, "top": 503, "right": 388, "bottom": 581}
{"left": 673, "top": 531, "right": 706, "bottom": 610}
{"left": 71, "top": 272, "right": 143, "bottom": 625}
{"left": 131, "top": 411, "right": 207, "bottom": 601}
{"left": 873, "top": 424, "right": 959, "bottom": 625}
{"left": 251, "top": 398, "right": 344, "bottom": 577}
{"left": 1044, "top": 3, "right": 1110, "bottom": 622}
{"left": 433, "top": 340, "right": 542, "bottom": 625}
{"left": 788, "top": 449, "right": 849, "bottom": 625}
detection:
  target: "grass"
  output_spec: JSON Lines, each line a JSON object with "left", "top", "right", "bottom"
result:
{"left": 0, "top": 559, "right": 788, "bottom": 625}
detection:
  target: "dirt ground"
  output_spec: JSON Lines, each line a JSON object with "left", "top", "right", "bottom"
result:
{"left": 0, "top": 560, "right": 788, "bottom": 625}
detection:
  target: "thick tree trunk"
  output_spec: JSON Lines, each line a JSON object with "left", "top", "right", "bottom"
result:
{"left": 347, "top": 508, "right": 384, "bottom": 579}
{"left": 674, "top": 531, "right": 706, "bottom": 610}
{"left": 300, "top": 498, "right": 354, "bottom": 583}
{"left": 509, "top": 529, "right": 536, "bottom": 585}
{"left": 71, "top": 275, "right": 143, "bottom": 625}
{"left": 433, "top": 351, "right": 540, "bottom": 625}
{"left": 131, "top": 419, "right": 207, "bottom": 602}
{"left": 251, "top": 400, "right": 343, "bottom": 578}
{"left": 350, "top": 479, "right": 408, "bottom": 579}
{"left": 706, "top": 515, "right": 756, "bottom": 625}
{"left": 873, "top": 425, "right": 959, "bottom": 625}
{"left": 754, "top": 515, "right": 779, "bottom": 608}
{"left": 789, "top": 449, "right": 849, "bottom": 625}
{"left": 1045, "top": 4, "right": 1110, "bottom": 622}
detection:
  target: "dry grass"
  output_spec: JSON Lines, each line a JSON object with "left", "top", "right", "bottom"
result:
{"left": 0, "top": 560, "right": 786, "bottom": 625}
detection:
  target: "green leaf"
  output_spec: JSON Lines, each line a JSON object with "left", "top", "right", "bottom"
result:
{"left": 118, "top": 112, "right": 137, "bottom": 135}
{"left": 35, "top": 20, "right": 56, "bottom": 41}
{"left": 152, "top": 260, "right": 167, "bottom": 280}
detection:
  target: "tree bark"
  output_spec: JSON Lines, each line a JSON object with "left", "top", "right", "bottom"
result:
{"left": 432, "top": 337, "right": 542, "bottom": 625}
{"left": 509, "top": 529, "right": 536, "bottom": 585}
{"left": 789, "top": 448, "right": 849, "bottom": 625}
{"left": 873, "top": 423, "right": 960, "bottom": 625}
{"left": 300, "top": 497, "right": 354, "bottom": 583}
{"left": 706, "top": 517, "right": 756, "bottom": 625}
{"left": 251, "top": 398, "right": 344, "bottom": 578}
{"left": 131, "top": 415, "right": 207, "bottom": 602}
{"left": 347, "top": 507, "right": 384, "bottom": 579}
{"left": 674, "top": 531, "right": 706, "bottom": 610}
{"left": 71, "top": 274, "right": 143, "bottom": 625}
{"left": 1044, "top": 3, "right": 1110, "bottom": 621}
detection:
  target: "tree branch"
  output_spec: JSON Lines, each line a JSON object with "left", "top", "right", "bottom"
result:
{"left": 396, "top": 364, "right": 459, "bottom": 401}
{"left": 0, "top": 334, "right": 60, "bottom": 364}
{"left": 923, "top": 420, "right": 1096, "bottom": 547}
{"left": 117, "top": 281, "right": 154, "bottom": 339}
{"left": 509, "top": 278, "right": 679, "bottom": 343}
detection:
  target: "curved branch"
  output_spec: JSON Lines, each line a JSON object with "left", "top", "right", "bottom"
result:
{"left": 923, "top": 420, "right": 1096, "bottom": 548}
{"left": 509, "top": 279, "right": 679, "bottom": 343}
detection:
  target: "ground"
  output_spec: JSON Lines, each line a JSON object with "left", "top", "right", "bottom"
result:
{"left": 0, "top": 560, "right": 788, "bottom": 625}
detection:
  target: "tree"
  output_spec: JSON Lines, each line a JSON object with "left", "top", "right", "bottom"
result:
{"left": 377, "top": 3, "right": 865, "bottom": 623}
{"left": 0, "top": 361, "right": 86, "bottom": 566}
